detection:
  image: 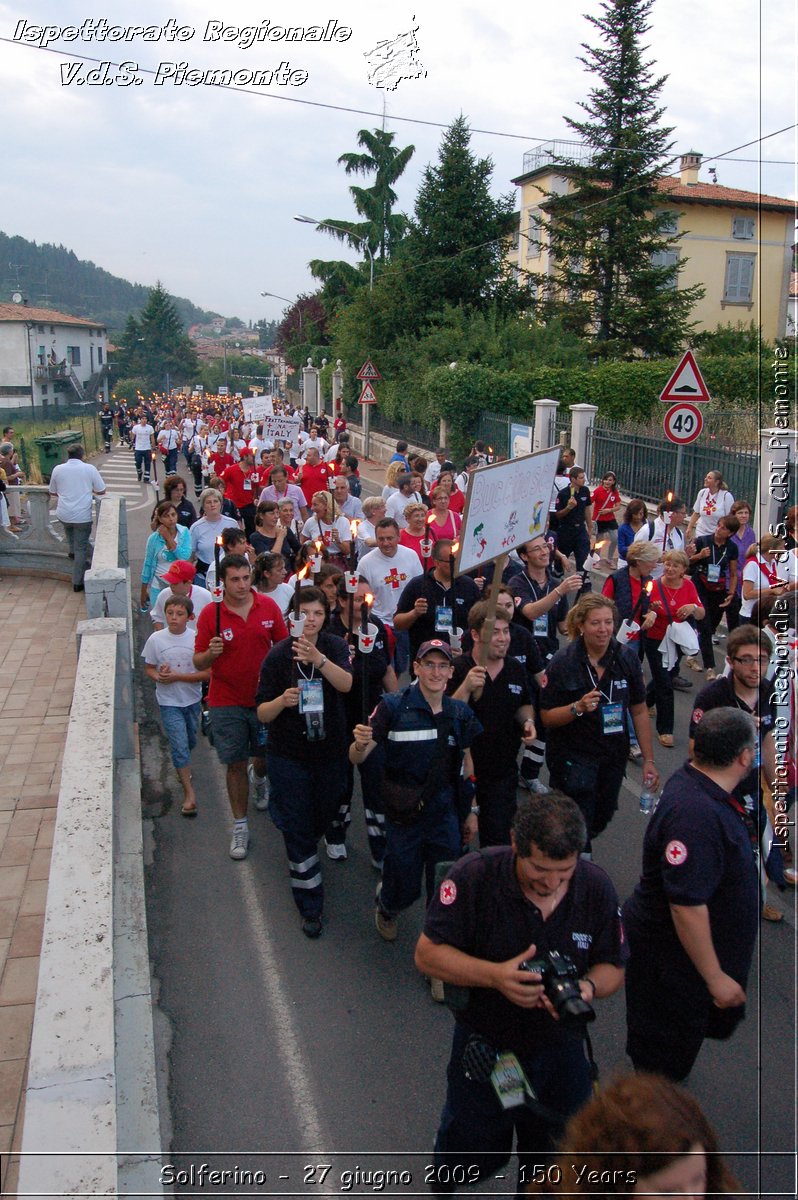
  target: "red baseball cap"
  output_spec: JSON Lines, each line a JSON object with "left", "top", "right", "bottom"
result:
{"left": 162, "top": 560, "right": 196, "bottom": 585}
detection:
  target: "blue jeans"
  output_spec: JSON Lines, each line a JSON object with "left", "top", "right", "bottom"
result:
{"left": 159, "top": 702, "right": 200, "bottom": 769}
{"left": 432, "top": 1023, "right": 592, "bottom": 1195}
{"left": 268, "top": 753, "right": 348, "bottom": 918}
{"left": 380, "top": 791, "right": 461, "bottom": 915}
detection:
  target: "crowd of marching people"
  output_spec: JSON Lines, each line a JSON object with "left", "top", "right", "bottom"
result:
{"left": 123, "top": 388, "right": 795, "bottom": 1195}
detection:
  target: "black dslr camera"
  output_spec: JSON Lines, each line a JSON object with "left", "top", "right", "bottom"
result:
{"left": 519, "top": 950, "right": 595, "bottom": 1026}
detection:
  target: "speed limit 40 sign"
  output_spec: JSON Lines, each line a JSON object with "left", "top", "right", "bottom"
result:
{"left": 663, "top": 403, "right": 703, "bottom": 445}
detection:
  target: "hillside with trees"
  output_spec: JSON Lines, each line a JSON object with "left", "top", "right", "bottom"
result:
{"left": 0, "top": 231, "right": 227, "bottom": 335}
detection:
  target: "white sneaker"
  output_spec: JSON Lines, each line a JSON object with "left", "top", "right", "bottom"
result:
{"left": 229, "top": 824, "right": 249, "bottom": 860}
{"left": 429, "top": 977, "right": 445, "bottom": 1003}
{"left": 248, "top": 763, "right": 269, "bottom": 811}
{"left": 324, "top": 837, "right": 348, "bottom": 860}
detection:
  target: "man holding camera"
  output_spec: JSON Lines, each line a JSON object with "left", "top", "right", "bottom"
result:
{"left": 415, "top": 792, "right": 626, "bottom": 1194}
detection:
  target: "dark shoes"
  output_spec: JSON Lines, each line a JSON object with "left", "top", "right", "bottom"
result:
{"left": 73, "top": 583, "right": 85, "bottom": 592}
{"left": 671, "top": 675, "right": 692, "bottom": 691}
{"left": 302, "top": 916, "right": 323, "bottom": 939}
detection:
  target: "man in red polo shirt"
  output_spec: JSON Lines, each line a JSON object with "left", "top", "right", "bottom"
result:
{"left": 194, "top": 554, "right": 288, "bottom": 860}
{"left": 296, "top": 446, "right": 332, "bottom": 506}
{"left": 221, "top": 452, "right": 261, "bottom": 537}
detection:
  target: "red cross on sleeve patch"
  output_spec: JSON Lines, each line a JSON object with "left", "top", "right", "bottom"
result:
{"left": 439, "top": 880, "right": 457, "bottom": 905}
{"left": 664, "top": 840, "right": 688, "bottom": 866}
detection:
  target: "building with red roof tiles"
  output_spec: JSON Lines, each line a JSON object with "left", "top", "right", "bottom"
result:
{"left": 0, "top": 298, "right": 109, "bottom": 408}
{"left": 510, "top": 146, "right": 795, "bottom": 343}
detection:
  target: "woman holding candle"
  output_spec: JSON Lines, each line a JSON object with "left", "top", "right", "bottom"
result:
{"left": 140, "top": 501, "right": 192, "bottom": 611}
{"left": 324, "top": 578, "right": 398, "bottom": 864}
{"left": 399, "top": 503, "right": 433, "bottom": 565}
{"left": 189, "top": 488, "right": 239, "bottom": 584}
{"left": 301, "top": 491, "right": 351, "bottom": 567}
{"left": 426, "top": 486, "right": 462, "bottom": 544}
{"left": 256, "top": 587, "right": 353, "bottom": 938}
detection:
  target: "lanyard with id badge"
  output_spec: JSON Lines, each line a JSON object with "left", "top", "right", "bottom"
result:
{"left": 586, "top": 664, "right": 623, "bottom": 734}
{"left": 298, "top": 669, "right": 326, "bottom": 741}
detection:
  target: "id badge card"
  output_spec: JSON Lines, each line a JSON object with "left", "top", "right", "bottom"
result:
{"left": 435, "top": 606, "right": 454, "bottom": 633}
{"left": 533, "top": 614, "right": 549, "bottom": 637}
{"left": 243, "top": 478, "right": 252, "bottom": 491}
{"left": 490, "top": 1052, "right": 530, "bottom": 1110}
{"left": 707, "top": 562, "right": 721, "bottom": 584}
{"left": 601, "top": 702, "right": 624, "bottom": 734}
{"left": 298, "top": 678, "right": 324, "bottom": 713}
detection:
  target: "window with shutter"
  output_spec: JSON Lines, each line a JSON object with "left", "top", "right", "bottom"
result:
{"left": 732, "top": 216, "right": 755, "bottom": 239}
{"left": 723, "top": 253, "right": 755, "bottom": 302}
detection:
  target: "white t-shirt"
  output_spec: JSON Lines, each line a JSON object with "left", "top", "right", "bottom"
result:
{"left": 358, "top": 545, "right": 423, "bottom": 622}
{"left": 692, "top": 488, "right": 734, "bottom": 538}
{"left": 133, "top": 423, "right": 155, "bottom": 451}
{"left": 741, "top": 556, "right": 778, "bottom": 618}
{"left": 48, "top": 459, "right": 106, "bottom": 523}
{"left": 424, "top": 460, "right": 443, "bottom": 486}
{"left": 386, "top": 491, "right": 423, "bottom": 529}
{"left": 260, "top": 581, "right": 293, "bottom": 614}
{"left": 633, "top": 518, "right": 686, "bottom": 579}
{"left": 301, "top": 515, "right": 351, "bottom": 555}
{"left": 158, "top": 428, "right": 180, "bottom": 451}
{"left": 776, "top": 548, "right": 798, "bottom": 585}
{"left": 182, "top": 418, "right": 197, "bottom": 441}
{"left": 150, "top": 584, "right": 213, "bottom": 631}
{"left": 141, "top": 627, "right": 203, "bottom": 707}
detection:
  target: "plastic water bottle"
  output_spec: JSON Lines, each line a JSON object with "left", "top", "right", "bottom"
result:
{"left": 639, "top": 786, "right": 658, "bottom": 816}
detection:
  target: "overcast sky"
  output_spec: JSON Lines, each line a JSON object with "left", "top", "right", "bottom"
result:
{"left": 0, "top": 0, "right": 794, "bottom": 326}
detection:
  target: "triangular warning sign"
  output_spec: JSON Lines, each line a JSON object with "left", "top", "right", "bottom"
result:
{"left": 356, "top": 358, "right": 381, "bottom": 381}
{"left": 358, "top": 381, "right": 378, "bottom": 405}
{"left": 659, "top": 350, "right": 711, "bottom": 403}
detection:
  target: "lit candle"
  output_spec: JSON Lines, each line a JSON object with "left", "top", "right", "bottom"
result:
{"left": 422, "top": 512, "right": 435, "bottom": 572}
{"left": 449, "top": 540, "right": 460, "bottom": 592}
{"left": 348, "top": 520, "right": 360, "bottom": 572}
{"left": 359, "top": 592, "right": 374, "bottom": 722}
{"left": 293, "top": 563, "right": 309, "bottom": 619}
{"left": 662, "top": 492, "right": 673, "bottom": 551}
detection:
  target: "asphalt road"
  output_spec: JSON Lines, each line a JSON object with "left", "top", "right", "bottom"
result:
{"left": 102, "top": 447, "right": 796, "bottom": 1199}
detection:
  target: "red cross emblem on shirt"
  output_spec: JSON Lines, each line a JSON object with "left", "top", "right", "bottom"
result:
{"left": 385, "top": 567, "right": 403, "bottom": 589}
{"left": 439, "top": 880, "right": 457, "bottom": 905}
{"left": 664, "top": 840, "right": 688, "bottom": 866}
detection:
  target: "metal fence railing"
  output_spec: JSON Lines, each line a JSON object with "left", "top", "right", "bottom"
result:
{"left": 586, "top": 421, "right": 759, "bottom": 507}
{"left": 368, "top": 410, "right": 439, "bottom": 451}
{"left": 475, "top": 412, "right": 513, "bottom": 459}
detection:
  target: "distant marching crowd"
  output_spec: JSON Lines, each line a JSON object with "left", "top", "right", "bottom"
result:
{"left": 115, "top": 389, "right": 796, "bottom": 1194}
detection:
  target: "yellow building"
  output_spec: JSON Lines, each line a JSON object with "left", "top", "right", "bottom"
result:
{"left": 511, "top": 145, "right": 795, "bottom": 343}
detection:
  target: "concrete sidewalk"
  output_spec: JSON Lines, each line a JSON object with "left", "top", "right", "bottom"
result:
{"left": 0, "top": 576, "right": 82, "bottom": 1194}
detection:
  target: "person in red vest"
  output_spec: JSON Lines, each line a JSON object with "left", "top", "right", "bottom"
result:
{"left": 296, "top": 446, "right": 333, "bottom": 507}
{"left": 221, "top": 452, "right": 261, "bottom": 537}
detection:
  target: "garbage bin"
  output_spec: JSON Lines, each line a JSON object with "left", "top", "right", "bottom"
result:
{"left": 33, "top": 430, "right": 84, "bottom": 482}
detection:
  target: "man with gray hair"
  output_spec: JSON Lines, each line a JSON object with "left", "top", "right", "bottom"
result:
{"left": 48, "top": 444, "right": 106, "bottom": 591}
{"left": 623, "top": 706, "right": 760, "bottom": 1081}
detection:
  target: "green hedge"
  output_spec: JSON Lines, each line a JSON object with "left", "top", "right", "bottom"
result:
{"left": 389, "top": 355, "right": 765, "bottom": 460}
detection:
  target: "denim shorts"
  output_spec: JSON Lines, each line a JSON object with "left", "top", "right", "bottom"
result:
{"left": 159, "top": 702, "right": 200, "bottom": 770}
{"left": 209, "top": 705, "right": 265, "bottom": 765}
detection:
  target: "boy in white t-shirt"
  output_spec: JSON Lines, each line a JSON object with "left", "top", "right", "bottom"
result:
{"left": 142, "top": 595, "right": 210, "bottom": 816}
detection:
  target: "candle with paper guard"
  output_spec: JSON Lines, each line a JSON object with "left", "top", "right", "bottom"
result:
{"left": 293, "top": 563, "right": 309, "bottom": 618}
{"left": 422, "top": 512, "right": 435, "bottom": 571}
{"left": 348, "top": 520, "right": 360, "bottom": 572}
{"left": 449, "top": 541, "right": 459, "bottom": 592}
{"left": 359, "top": 592, "right": 374, "bottom": 721}
{"left": 213, "top": 536, "right": 223, "bottom": 636}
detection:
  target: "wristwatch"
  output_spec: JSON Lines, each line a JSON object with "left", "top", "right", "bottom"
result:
{"left": 570, "top": 703, "right": 584, "bottom": 718}
{"left": 470, "top": 805, "right": 480, "bottom": 815}
{"left": 317, "top": 655, "right": 328, "bottom": 670}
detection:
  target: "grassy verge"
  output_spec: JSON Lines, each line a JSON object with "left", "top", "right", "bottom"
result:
{"left": 9, "top": 415, "right": 101, "bottom": 483}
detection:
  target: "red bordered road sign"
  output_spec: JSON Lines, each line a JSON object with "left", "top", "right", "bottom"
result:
{"left": 663, "top": 403, "right": 703, "bottom": 445}
{"left": 356, "top": 358, "right": 381, "bottom": 381}
{"left": 659, "top": 350, "right": 711, "bottom": 403}
{"left": 358, "top": 381, "right": 378, "bottom": 405}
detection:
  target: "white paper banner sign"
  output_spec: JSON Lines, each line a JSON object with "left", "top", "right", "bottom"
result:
{"left": 243, "top": 396, "right": 275, "bottom": 423}
{"left": 260, "top": 414, "right": 301, "bottom": 449}
{"left": 455, "top": 445, "right": 560, "bottom": 574}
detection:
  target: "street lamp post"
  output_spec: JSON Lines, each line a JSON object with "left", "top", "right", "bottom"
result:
{"left": 293, "top": 214, "right": 375, "bottom": 456}
{"left": 261, "top": 291, "right": 303, "bottom": 330}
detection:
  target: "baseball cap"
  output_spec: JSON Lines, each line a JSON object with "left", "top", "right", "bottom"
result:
{"left": 416, "top": 639, "right": 454, "bottom": 662}
{"left": 162, "top": 560, "right": 196, "bottom": 585}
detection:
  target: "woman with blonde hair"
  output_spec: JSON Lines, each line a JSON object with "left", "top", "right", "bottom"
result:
{"left": 381, "top": 459, "right": 405, "bottom": 501}
{"left": 540, "top": 593, "right": 657, "bottom": 852}
{"left": 300, "top": 490, "right": 351, "bottom": 566}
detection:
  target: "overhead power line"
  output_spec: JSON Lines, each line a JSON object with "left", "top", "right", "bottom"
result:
{"left": 0, "top": 38, "right": 795, "bottom": 167}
